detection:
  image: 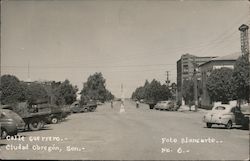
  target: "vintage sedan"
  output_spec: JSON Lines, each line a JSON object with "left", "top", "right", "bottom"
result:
{"left": 203, "top": 103, "right": 248, "bottom": 129}
{"left": 0, "top": 109, "right": 25, "bottom": 139}
{"left": 154, "top": 101, "right": 175, "bottom": 111}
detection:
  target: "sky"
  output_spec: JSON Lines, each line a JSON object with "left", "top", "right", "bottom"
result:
{"left": 1, "top": 0, "right": 250, "bottom": 98}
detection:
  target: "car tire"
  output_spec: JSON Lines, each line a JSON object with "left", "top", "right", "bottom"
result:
{"left": 1, "top": 128, "right": 8, "bottom": 139}
{"left": 51, "top": 117, "right": 58, "bottom": 124}
{"left": 40, "top": 121, "right": 45, "bottom": 128}
{"left": 225, "top": 120, "right": 232, "bottom": 129}
{"left": 29, "top": 120, "right": 42, "bottom": 131}
{"left": 206, "top": 123, "right": 212, "bottom": 128}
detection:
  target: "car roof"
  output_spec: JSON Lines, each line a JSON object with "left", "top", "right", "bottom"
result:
{"left": 213, "top": 105, "right": 234, "bottom": 110}
{"left": 159, "top": 101, "right": 169, "bottom": 103}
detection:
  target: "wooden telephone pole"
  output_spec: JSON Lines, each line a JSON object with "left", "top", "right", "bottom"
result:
{"left": 192, "top": 59, "right": 198, "bottom": 112}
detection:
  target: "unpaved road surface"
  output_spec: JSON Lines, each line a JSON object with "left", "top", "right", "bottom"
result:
{"left": 0, "top": 100, "right": 249, "bottom": 160}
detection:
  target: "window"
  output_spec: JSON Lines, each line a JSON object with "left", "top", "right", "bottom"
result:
{"left": 215, "top": 106, "right": 226, "bottom": 110}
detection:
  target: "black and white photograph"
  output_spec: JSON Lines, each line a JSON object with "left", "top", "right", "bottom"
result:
{"left": 0, "top": 0, "right": 249, "bottom": 160}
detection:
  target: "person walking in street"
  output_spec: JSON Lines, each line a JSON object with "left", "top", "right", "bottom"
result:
{"left": 136, "top": 100, "right": 139, "bottom": 108}
{"left": 111, "top": 100, "right": 113, "bottom": 109}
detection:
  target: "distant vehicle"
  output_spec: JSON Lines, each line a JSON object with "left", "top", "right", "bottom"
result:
{"left": 71, "top": 100, "right": 97, "bottom": 113}
{"left": 154, "top": 101, "right": 175, "bottom": 111}
{"left": 203, "top": 102, "right": 249, "bottom": 129}
{"left": 0, "top": 109, "right": 25, "bottom": 139}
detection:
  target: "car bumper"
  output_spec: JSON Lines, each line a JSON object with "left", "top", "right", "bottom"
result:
{"left": 203, "top": 117, "right": 228, "bottom": 125}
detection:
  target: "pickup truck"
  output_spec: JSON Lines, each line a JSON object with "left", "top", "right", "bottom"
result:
{"left": 71, "top": 101, "right": 98, "bottom": 113}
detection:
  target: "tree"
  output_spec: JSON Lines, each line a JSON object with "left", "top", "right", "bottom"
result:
{"left": 131, "top": 79, "right": 172, "bottom": 102}
{"left": 54, "top": 79, "right": 78, "bottom": 105}
{"left": 80, "top": 72, "right": 114, "bottom": 104}
{"left": 0, "top": 75, "right": 26, "bottom": 104}
{"left": 206, "top": 68, "right": 234, "bottom": 103}
{"left": 182, "top": 79, "right": 194, "bottom": 106}
{"left": 105, "top": 91, "right": 115, "bottom": 101}
{"left": 231, "top": 54, "right": 250, "bottom": 104}
{"left": 24, "top": 82, "right": 49, "bottom": 104}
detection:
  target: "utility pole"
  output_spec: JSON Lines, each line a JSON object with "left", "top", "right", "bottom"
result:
{"left": 192, "top": 58, "right": 198, "bottom": 112}
{"left": 165, "top": 71, "right": 170, "bottom": 87}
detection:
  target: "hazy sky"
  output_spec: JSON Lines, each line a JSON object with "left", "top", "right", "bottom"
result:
{"left": 1, "top": 0, "right": 250, "bottom": 97}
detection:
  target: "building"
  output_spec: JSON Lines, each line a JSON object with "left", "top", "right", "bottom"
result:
{"left": 176, "top": 54, "right": 216, "bottom": 104}
{"left": 199, "top": 52, "right": 241, "bottom": 108}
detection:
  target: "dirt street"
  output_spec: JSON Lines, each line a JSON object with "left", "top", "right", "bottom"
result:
{"left": 0, "top": 100, "right": 249, "bottom": 160}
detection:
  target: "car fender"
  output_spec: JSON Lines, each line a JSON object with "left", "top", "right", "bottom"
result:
{"left": 221, "top": 114, "right": 234, "bottom": 124}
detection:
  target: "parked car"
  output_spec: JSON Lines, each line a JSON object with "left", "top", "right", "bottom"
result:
{"left": 154, "top": 101, "right": 175, "bottom": 111}
{"left": 43, "top": 104, "right": 71, "bottom": 124}
{"left": 203, "top": 102, "right": 249, "bottom": 129}
{"left": 0, "top": 109, "right": 25, "bottom": 139}
{"left": 70, "top": 100, "right": 97, "bottom": 113}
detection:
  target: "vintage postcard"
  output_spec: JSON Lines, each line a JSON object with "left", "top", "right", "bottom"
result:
{"left": 0, "top": 0, "right": 249, "bottom": 160}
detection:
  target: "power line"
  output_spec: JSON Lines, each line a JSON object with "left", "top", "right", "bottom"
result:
{"left": 1, "top": 63, "right": 176, "bottom": 69}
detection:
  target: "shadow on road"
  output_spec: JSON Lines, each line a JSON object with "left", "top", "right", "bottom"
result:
{"left": 20, "top": 127, "right": 53, "bottom": 133}
{"left": 203, "top": 126, "right": 247, "bottom": 130}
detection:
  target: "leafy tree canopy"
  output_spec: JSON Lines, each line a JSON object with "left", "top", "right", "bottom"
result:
{"left": 206, "top": 67, "right": 235, "bottom": 103}
{"left": 80, "top": 72, "right": 114, "bottom": 104}
{"left": 0, "top": 75, "right": 26, "bottom": 104}
{"left": 131, "top": 79, "right": 172, "bottom": 102}
{"left": 231, "top": 54, "right": 250, "bottom": 102}
{"left": 54, "top": 79, "right": 78, "bottom": 105}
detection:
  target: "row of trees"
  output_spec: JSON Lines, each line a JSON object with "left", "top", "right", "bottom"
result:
{"left": 131, "top": 79, "right": 173, "bottom": 102}
{"left": 0, "top": 72, "right": 114, "bottom": 106}
{"left": 0, "top": 75, "right": 78, "bottom": 105}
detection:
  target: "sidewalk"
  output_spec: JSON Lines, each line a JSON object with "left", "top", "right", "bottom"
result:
{"left": 178, "top": 105, "right": 208, "bottom": 113}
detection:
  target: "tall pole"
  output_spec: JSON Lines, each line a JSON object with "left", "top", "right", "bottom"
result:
{"left": 165, "top": 71, "right": 170, "bottom": 87}
{"left": 0, "top": 6, "right": 1, "bottom": 105}
{"left": 193, "top": 59, "right": 198, "bottom": 112}
{"left": 239, "top": 24, "right": 250, "bottom": 103}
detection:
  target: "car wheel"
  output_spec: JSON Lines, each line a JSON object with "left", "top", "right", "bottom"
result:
{"left": 40, "top": 121, "right": 45, "bottom": 128}
{"left": 206, "top": 123, "right": 212, "bottom": 128}
{"left": 225, "top": 120, "right": 232, "bottom": 129}
{"left": 1, "top": 128, "right": 8, "bottom": 139}
{"left": 51, "top": 117, "right": 58, "bottom": 124}
{"left": 29, "top": 120, "right": 42, "bottom": 131}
